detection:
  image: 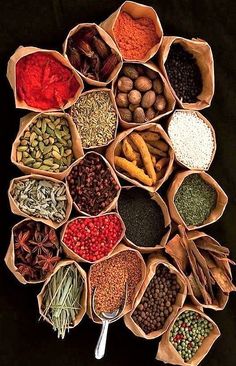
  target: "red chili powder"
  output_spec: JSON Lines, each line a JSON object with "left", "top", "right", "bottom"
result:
{"left": 16, "top": 52, "right": 80, "bottom": 110}
{"left": 113, "top": 11, "right": 159, "bottom": 60}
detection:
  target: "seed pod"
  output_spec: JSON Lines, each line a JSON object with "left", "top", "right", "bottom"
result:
{"left": 145, "top": 107, "right": 156, "bottom": 121}
{"left": 152, "top": 78, "right": 163, "bottom": 94}
{"left": 116, "top": 93, "right": 129, "bottom": 108}
{"left": 154, "top": 95, "right": 167, "bottom": 112}
{"left": 93, "top": 36, "right": 110, "bottom": 59}
{"left": 119, "top": 108, "right": 133, "bottom": 122}
{"left": 117, "top": 76, "right": 133, "bottom": 92}
{"left": 133, "top": 107, "right": 145, "bottom": 123}
{"left": 129, "top": 104, "right": 139, "bottom": 112}
{"left": 123, "top": 65, "right": 139, "bottom": 79}
{"left": 134, "top": 76, "right": 152, "bottom": 92}
{"left": 128, "top": 90, "right": 142, "bottom": 105}
{"left": 141, "top": 90, "right": 156, "bottom": 108}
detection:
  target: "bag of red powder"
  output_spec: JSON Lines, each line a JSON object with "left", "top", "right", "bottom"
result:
{"left": 156, "top": 305, "right": 220, "bottom": 366}
{"left": 7, "top": 46, "right": 84, "bottom": 112}
{"left": 117, "top": 186, "right": 172, "bottom": 253}
{"left": 112, "top": 61, "right": 176, "bottom": 129}
{"left": 11, "top": 112, "right": 84, "bottom": 181}
{"left": 63, "top": 23, "right": 123, "bottom": 87}
{"left": 87, "top": 243, "right": 146, "bottom": 324}
{"left": 100, "top": 1, "right": 163, "bottom": 62}
{"left": 157, "top": 36, "right": 214, "bottom": 110}
{"left": 124, "top": 254, "right": 187, "bottom": 339}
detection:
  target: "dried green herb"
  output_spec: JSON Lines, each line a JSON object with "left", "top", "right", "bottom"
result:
{"left": 174, "top": 174, "right": 217, "bottom": 226}
{"left": 70, "top": 90, "right": 117, "bottom": 148}
{"left": 41, "top": 263, "right": 84, "bottom": 339}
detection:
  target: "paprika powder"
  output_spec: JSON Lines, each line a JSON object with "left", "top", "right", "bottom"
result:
{"left": 16, "top": 52, "right": 80, "bottom": 110}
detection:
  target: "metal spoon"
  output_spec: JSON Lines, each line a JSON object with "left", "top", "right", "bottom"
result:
{"left": 92, "top": 283, "right": 128, "bottom": 360}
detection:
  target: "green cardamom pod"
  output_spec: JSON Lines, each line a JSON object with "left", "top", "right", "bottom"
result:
{"left": 41, "top": 119, "right": 47, "bottom": 133}
{"left": 33, "top": 162, "right": 42, "bottom": 169}
{"left": 43, "top": 133, "right": 49, "bottom": 139}
{"left": 54, "top": 118, "right": 61, "bottom": 126}
{"left": 23, "top": 151, "right": 29, "bottom": 158}
{"left": 47, "top": 121, "right": 55, "bottom": 130}
{"left": 31, "top": 140, "right": 38, "bottom": 147}
{"left": 44, "top": 139, "right": 49, "bottom": 146}
{"left": 55, "top": 128, "right": 62, "bottom": 140}
{"left": 43, "top": 145, "right": 53, "bottom": 154}
{"left": 16, "top": 151, "right": 23, "bottom": 162}
{"left": 43, "top": 158, "right": 54, "bottom": 166}
{"left": 35, "top": 151, "right": 42, "bottom": 159}
{"left": 52, "top": 151, "right": 62, "bottom": 160}
{"left": 60, "top": 146, "right": 65, "bottom": 156}
{"left": 24, "top": 157, "right": 35, "bottom": 166}
{"left": 29, "top": 132, "right": 37, "bottom": 143}
{"left": 20, "top": 139, "right": 28, "bottom": 146}
{"left": 52, "top": 145, "right": 60, "bottom": 153}
{"left": 46, "top": 126, "right": 54, "bottom": 135}
{"left": 17, "top": 145, "right": 28, "bottom": 152}
{"left": 24, "top": 131, "right": 31, "bottom": 139}
{"left": 32, "top": 126, "right": 42, "bottom": 135}
{"left": 40, "top": 165, "right": 51, "bottom": 171}
{"left": 52, "top": 163, "right": 60, "bottom": 170}
{"left": 49, "top": 137, "right": 55, "bottom": 145}
{"left": 36, "top": 119, "right": 42, "bottom": 129}
{"left": 38, "top": 135, "right": 43, "bottom": 142}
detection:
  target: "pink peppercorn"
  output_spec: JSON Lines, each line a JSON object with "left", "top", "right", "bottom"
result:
{"left": 62, "top": 214, "right": 124, "bottom": 262}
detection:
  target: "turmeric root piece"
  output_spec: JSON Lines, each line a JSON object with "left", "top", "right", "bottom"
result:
{"left": 147, "top": 139, "right": 169, "bottom": 152}
{"left": 146, "top": 143, "right": 167, "bottom": 157}
{"left": 115, "top": 142, "right": 122, "bottom": 156}
{"left": 123, "top": 138, "right": 142, "bottom": 165}
{"left": 127, "top": 136, "right": 139, "bottom": 152}
{"left": 139, "top": 131, "right": 160, "bottom": 143}
{"left": 130, "top": 132, "right": 156, "bottom": 184}
{"left": 151, "top": 155, "right": 157, "bottom": 165}
{"left": 114, "top": 156, "right": 153, "bottom": 186}
{"left": 155, "top": 157, "right": 169, "bottom": 171}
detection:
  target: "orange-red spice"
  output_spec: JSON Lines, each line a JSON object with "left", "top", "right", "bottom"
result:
{"left": 114, "top": 11, "right": 159, "bottom": 60}
{"left": 16, "top": 52, "right": 80, "bottom": 110}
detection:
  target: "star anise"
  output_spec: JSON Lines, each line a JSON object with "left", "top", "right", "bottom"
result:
{"left": 36, "top": 253, "right": 60, "bottom": 274}
{"left": 17, "top": 262, "right": 36, "bottom": 281}
{"left": 14, "top": 230, "right": 31, "bottom": 254}
{"left": 29, "top": 230, "right": 55, "bottom": 256}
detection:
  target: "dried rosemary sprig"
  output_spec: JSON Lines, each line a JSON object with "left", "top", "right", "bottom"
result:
{"left": 41, "top": 263, "right": 84, "bottom": 339}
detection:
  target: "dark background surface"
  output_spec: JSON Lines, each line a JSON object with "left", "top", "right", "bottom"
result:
{"left": 0, "top": 1, "right": 235, "bottom": 366}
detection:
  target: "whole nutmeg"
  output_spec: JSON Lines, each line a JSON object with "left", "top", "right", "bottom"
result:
{"left": 116, "top": 93, "right": 129, "bottom": 108}
{"left": 133, "top": 107, "right": 145, "bottom": 123}
{"left": 141, "top": 90, "right": 156, "bottom": 109}
{"left": 153, "top": 78, "right": 163, "bottom": 94}
{"left": 134, "top": 76, "right": 152, "bottom": 92}
{"left": 145, "top": 107, "right": 156, "bottom": 121}
{"left": 123, "top": 65, "right": 139, "bottom": 79}
{"left": 128, "top": 90, "right": 142, "bottom": 105}
{"left": 119, "top": 108, "right": 133, "bottom": 122}
{"left": 145, "top": 68, "right": 157, "bottom": 80}
{"left": 117, "top": 76, "right": 133, "bottom": 92}
{"left": 154, "top": 95, "right": 167, "bottom": 112}
{"left": 129, "top": 104, "right": 139, "bottom": 112}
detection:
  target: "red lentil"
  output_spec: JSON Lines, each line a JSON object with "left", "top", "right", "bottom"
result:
{"left": 62, "top": 214, "right": 124, "bottom": 262}
{"left": 90, "top": 250, "right": 143, "bottom": 313}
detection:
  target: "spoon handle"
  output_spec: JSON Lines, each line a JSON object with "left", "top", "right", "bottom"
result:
{"left": 95, "top": 320, "right": 109, "bottom": 360}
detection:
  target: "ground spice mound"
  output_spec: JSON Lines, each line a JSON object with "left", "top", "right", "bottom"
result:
{"left": 114, "top": 12, "right": 159, "bottom": 60}
{"left": 90, "top": 250, "right": 143, "bottom": 314}
{"left": 16, "top": 52, "right": 80, "bottom": 110}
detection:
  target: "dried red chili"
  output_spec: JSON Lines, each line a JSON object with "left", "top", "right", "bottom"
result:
{"left": 63, "top": 214, "right": 124, "bottom": 262}
{"left": 16, "top": 52, "right": 80, "bottom": 110}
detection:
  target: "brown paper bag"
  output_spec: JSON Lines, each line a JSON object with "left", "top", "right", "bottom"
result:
{"left": 87, "top": 243, "right": 146, "bottom": 323}
{"left": 156, "top": 305, "right": 220, "bottom": 366}
{"left": 60, "top": 212, "right": 126, "bottom": 264}
{"left": 100, "top": 1, "right": 163, "bottom": 63}
{"left": 37, "top": 259, "right": 87, "bottom": 331}
{"left": 8, "top": 174, "right": 72, "bottom": 229}
{"left": 167, "top": 170, "right": 228, "bottom": 230}
{"left": 65, "top": 151, "right": 121, "bottom": 216}
{"left": 124, "top": 254, "right": 187, "bottom": 339}
{"left": 157, "top": 36, "right": 214, "bottom": 110}
{"left": 167, "top": 110, "right": 216, "bottom": 171}
{"left": 63, "top": 23, "right": 123, "bottom": 86}
{"left": 106, "top": 123, "right": 174, "bottom": 192}
{"left": 4, "top": 218, "right": 60, "bottom": 285}
{"left": 11, "top": 112, "right": 84, "bottom": 180}
{"left": 69, "top": 88, "right": 119, "bottom": 149}
{"left": 117, "top": 186, "right": 171, "bottom": 253}
{"left": 7, "top": 46, "right": 84, "bottom": 112}
{"left": 165, "top": 227, "right": 235, "bottom": 310}
{"left": 112, "top": 61, "right": 176, "bottom": 129}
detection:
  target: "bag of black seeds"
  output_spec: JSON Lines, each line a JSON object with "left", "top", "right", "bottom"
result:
{"left": 157, "top": 36, "right": 214, "bottom": 110}
{"left": 11, "top": 112, "right": 84, "bottom": 180}
{"left": 156, "top": 305, "right": 220, "bottom": 366}
{"left": 124, "top": 254, "right": 187, "bottom": 339}
{"left": 5, "top": 218, "right": 61, "bottom": 285}
{"left": 167, "top": 170, "right": 228, "bottom": 230}
{"left": 106, "top": 123, "right": 175, "bottom": 192}
{"left": 166, "top": 227, "right": 236, "bottom": 310}
{"left": 112, "top": 61, "right": 176, "bottom": 129}
{"left": 38, "top": 260, "right": 87, "bottom": 334}
{"left": 117, "top": 186, "right": 171, "bottom": 253}
{"left": 8, "top": 174, "right": 73, "bottom": 229}
{"left": 66, "top": 151, "right": 121, "bottom": 216}
{"left": 87, "top": 243, "right": 146, "bottom": 324}
{"left": 63, "top": 23, "right": 123, "bottom": 87}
